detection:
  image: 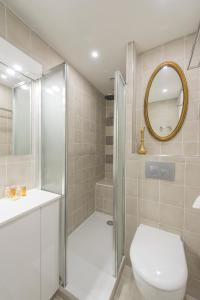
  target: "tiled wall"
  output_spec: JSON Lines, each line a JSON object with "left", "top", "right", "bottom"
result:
{"left": 135, "top": 34, "right": 200, "bottom": 155}
{"left": 125, "top": 35, "right": 200, "bottom": 299}
{"left": 95, "top": 179, "right": 113, "bottom": 215}
{"left": 94, "top": 99, "right": 114, "bottom": 216}
{"left": 67, "top": 66, "right": 105, "bottom": 233}
{"left": 0, "top": 2, "right": 64, "bottom": 197}
{"left": 105, "top": 99, "right": 114, "bottom": 178}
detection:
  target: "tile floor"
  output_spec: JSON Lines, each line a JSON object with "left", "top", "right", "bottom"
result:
{"left": 113, "top": 265, "right": 143, "bottom": 300}
{"left": 114, "top": 265, "right": 197, "bottom": 300}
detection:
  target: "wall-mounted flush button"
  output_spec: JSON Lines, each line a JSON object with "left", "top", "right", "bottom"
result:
{"left": 145, "top": 161, "right": 175, "bottom": 181}
{"left": 149, "top": 165, "right": 159, "bottom": 178}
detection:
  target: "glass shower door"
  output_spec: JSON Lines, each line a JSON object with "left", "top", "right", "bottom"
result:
{"left": 41, "top": 64, "right": 67, "bottom": 287}
{"left": 113, "top": 71, "right": 126, "bottom": 275}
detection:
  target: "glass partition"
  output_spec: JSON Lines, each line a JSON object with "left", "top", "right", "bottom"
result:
{"left": 113, "top": 71, "right": 126, "bottom": 274}
{"left": 41, "top": 64, "right": 67, "bottom": 286}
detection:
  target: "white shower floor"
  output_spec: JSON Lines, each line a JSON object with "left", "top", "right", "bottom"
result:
{"left": 65, "top": 212, "right": 116, "bottom": 300}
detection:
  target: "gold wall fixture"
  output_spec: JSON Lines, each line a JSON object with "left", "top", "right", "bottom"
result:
{"left": 137, "top": 127, "right": 147, "bottom": 155}
{"left": 144, "top": 61, "right": 188, "bottom": 142}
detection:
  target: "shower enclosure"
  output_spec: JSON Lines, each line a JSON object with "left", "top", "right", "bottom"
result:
{"left": 41, "top": 63, "right": 126, "bottom": 299}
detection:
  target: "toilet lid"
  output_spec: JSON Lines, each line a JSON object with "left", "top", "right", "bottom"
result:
{"left": 130, "top": 225, "right": 188, "bottom": 291}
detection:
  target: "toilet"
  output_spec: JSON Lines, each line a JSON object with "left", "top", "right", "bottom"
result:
{"left": 130, "top": 224, "right": 188, "bottom": 300}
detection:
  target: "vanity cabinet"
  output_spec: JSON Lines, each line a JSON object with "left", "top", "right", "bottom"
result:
{"left": 0, "top": 190, "right": 60, "bottom": 300}
{"left": 0, "top": 210, "right": 41, "bottom": 300}
{"left": 41, "top": 201, "right": 59, "bottom": 300}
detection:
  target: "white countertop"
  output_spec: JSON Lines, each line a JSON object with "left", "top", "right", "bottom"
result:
{"left": 0, "top": 189, "right": 61, "bottom": 227}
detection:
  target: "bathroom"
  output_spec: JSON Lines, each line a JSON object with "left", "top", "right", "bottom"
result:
{"left": 0, "top": 1, "right": 200, "bottom": 300}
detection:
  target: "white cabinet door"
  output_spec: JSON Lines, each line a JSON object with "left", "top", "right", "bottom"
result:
{"left": 0, "top": 210, "right": 40, "bottom": 300}
{"left": 41, "top": 200, "right": 59, "bottom": 300}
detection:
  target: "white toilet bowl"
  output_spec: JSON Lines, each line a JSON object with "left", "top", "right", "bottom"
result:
{"left": 130, "top": 225, "right": 188, "bottom": 300}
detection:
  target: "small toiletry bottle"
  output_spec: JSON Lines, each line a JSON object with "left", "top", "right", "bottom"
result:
{"left": 10, "top": 186, "right": 17, "bottom": 199}
{"left": 20, "top": 185, "right": 27, "bottom": 197}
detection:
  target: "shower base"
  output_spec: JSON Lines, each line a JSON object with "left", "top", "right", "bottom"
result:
{"left": 65, "top": 212, "right": 116, "bottom": 300}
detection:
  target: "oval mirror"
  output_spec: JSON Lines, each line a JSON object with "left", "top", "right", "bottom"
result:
{"left": 144, "top": 61, "right": 188, "bottom": 141}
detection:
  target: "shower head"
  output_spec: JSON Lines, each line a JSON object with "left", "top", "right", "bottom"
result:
{"left": 105, "top": 94, "right": 114, "bottom": 100}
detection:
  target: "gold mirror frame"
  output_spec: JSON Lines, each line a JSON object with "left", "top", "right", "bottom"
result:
{"left": 144, "top": 61, "right": 188, "bottom": 141}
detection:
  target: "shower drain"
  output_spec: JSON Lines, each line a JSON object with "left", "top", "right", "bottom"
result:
{"left": 107, "top": 220, "right": 113, "bottom": 226}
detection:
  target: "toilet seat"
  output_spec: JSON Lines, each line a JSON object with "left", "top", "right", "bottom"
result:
{"left": 130, "top": 225, "right": 188, "bottom": 291}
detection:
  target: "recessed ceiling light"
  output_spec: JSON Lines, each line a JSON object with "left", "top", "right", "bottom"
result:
{"left": 1, "top": 74, "right": 7, "bottom": 79}
{"left": 13, "top": 64, "right": 22, "bottom": 72}
{"left": 162, "top": 88, "right": 168, "bottom": 93}
{"left": 91, "top": 50, "right": 99, "bottom": 58}
{"left": 6, "top": 68, "right": 15, "bottom": 76}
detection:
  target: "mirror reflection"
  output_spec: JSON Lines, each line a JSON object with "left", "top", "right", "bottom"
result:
{"left": 148, "top": 65, "right": 183, "bottom": 137}
{"left": 0, "top": 62, "right": 31, "bottom": 156}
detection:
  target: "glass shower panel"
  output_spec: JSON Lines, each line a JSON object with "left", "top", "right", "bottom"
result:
{"left": 41, "top": 64, "right": 67, "bottom": 286}
{"left": 113, "top": 71, "right": 126, "bottom": 275}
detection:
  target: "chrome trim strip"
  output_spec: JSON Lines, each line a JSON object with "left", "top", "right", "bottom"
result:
{"left": 113, "top": 71, "right": 126, "bottom": 277}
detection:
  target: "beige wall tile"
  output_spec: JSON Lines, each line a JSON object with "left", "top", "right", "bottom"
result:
{"left": 0, "top": 163, "right": 6, "bottom": 187}
{"left": 6, "top": 9, "right": 31, "bottom": 53}
{"left": 160, "top": 182, "right": 184, "bottom": 207}
{"left": 6, "top": 161, "right": 35, "bottom": 188}
{"left": 185, "top": 186, "right": 200, "bottom": 211}
{"left": 186, "top": 163, "right": 200, "bottom": 187}
{"left": 30, "top": 31, "right": 50, "bottom": 70}
{"left": 183, "top": 143, "right": 198, "bottom": 156}
{"left": 183, "top": 121, "right": 198, "bottom": 143}
{"left": 142, "top": 46, "right": 163, "bottom": 71}
{"left": 183, "top": 230, "right": 200, "bottom": 256}
{"left": 126, "top": 159, "right": 141, "bottom": 179}
{"left": 139, "top": 217, "right": 159, "bottom": 228}
{"left": 0, "top": 3, "right": 5, "bottom": 38}
{"left": 187, "top": 278, "right": 200, "bottom": 300}
{"left": 125, "top": 214, "right": 137, "bottom": 259}
{"left": 139, "top": 179, "right": 159, "bottom": 202}
{"left": 161, "top": 142, "right": 182, "bottom": 156}
{"left": 160, "top": 203, "right": 184, "bottom": 229}
{"left": 140, "top": 199, "right": 159, "bottom": 222}
{"left": 174, "top": 162, "right": 185, "bottom": 185}
{"left": 163, "top": 37, "right": 185, "bottom": 60}
{"left": 159, "top": 224, "right": 182, "bottom": 235}
{"left": 126, "top": 196, "right": 137, "bottom": 216}
{"left": 126, "top": 178, "right": 138, "bottom": 198}
{"left": 67, "top": 66, "right": 105, "bottom": 232}
{"left": 185, "top": 210, "right": 200, "bottom": 234}
{"left": 186, "top": 253, "right": 200, "bottom": 281}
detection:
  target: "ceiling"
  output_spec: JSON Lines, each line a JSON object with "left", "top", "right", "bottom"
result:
{"left": 3, "top": 0, "right": 200, "bottom": 94}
